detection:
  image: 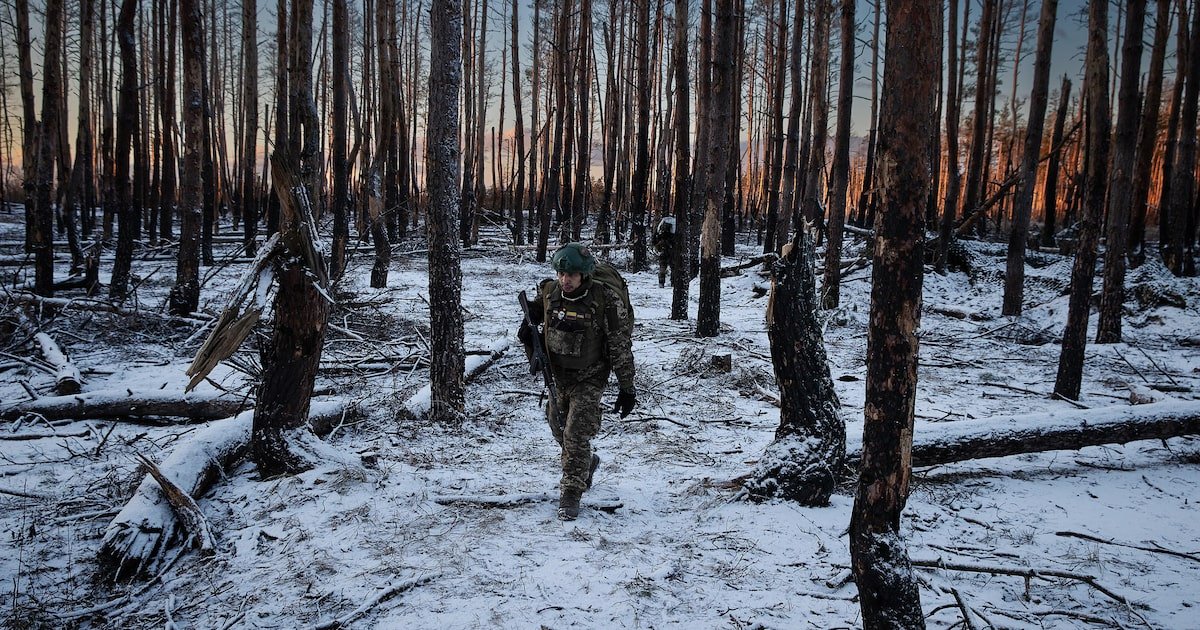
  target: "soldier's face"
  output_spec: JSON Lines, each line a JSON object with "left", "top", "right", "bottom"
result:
{"left": 557, "top": 271, "right": 582, "bottom": 293}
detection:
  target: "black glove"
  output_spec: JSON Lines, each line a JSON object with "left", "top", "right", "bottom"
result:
{"left": 614, "top": 389, "right": 637, "bottom": 418}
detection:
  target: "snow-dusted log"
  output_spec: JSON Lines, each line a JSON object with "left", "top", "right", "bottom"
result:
{"left": 33, "top": 332, "right": 82, "bottom": 394}
{"left": 845, "top": 400, "right": 1200, "bottom": 469}
{"left": 98, "top": 400, "right": 348, "bottom": 581}
{"left": 5, "top": 290, "right": 209, "bottom": 325}
{"left": 403, "top": 339, "right": 511, "bottom": 419}
{"left": 433, "top": 492, "right": 623, "bottom": 512}
{"left": 0, "top": 389, "right": 251, "bottom": 422}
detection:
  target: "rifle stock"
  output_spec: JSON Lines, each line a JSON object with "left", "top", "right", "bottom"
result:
{"left": 519, "top": 290, "right": 562, "bottom": 428}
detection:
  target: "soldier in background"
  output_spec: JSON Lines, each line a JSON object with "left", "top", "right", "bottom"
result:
{"left": 652, "top": 216, "right": 676, "bottom": 287}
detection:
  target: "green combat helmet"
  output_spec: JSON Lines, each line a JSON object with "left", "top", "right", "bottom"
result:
{"left": 551, "top": 243, "right": 597, "bottom": 275}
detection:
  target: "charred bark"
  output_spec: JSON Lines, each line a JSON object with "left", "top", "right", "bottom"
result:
{"left": 821, "top": 0, "right": 854, "bottom": 310}
{"left": 1002, "top": 0, "right": 1058, "bottom": 316}
{"left": 108, "top": 0, "right": 139, "bottom": 302}
{"left": 250, "top": 155, "right": 330, "bottom": 476}
{"left": 168, "top": 0, "right": 205, "bottom": 316}
{"left": 428, "top": 0, "right": 466, "bottom": 422}
{"left": 1097, "top": 0, "right": 1147, "bottom": 342}
{"left": 1054, "top": 0, "right": 1110, "bottom": 400}
{"left": 1128, "top": 0, "right": 1172, "bottom": 267}
{"left": 745, "top": 232, "right": 844, "bottom": 505}
{"left": 849, "top": 0, "right": 938, "bottom": 626}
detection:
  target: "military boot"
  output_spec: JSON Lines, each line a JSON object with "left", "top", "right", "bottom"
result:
{"left": 584, "top": 454, "right": 601, "bottom": 491}
{"left": 558, "top": 493, "right": 581, "bottom": 521}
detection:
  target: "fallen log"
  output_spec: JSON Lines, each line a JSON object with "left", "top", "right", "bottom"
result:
{"left": 33, "top": 332, "right": 82, "bottom": 394}
{"left": 98, "top": 400, "right": 349, "bottom": 580}
{"left": 0, "top": 389, "right": 253, "bottom": 423}
{"left": 844, "top": 399, "right": 1200, "bottom": 469}
{"left": 433, "top": 492, "right": 623, "bottom": 512}
{"left": 4, "top": 290, "right": 210, "bottom": 325}
{"left": 720, "top": 253, "right": 778, "bottom": 277}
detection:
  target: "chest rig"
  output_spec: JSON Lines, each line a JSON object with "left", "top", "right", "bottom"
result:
{"left": 543, "top": 282, "right": 606, "bottom": 371}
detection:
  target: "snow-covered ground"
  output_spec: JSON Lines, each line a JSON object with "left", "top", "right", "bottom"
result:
{"left": 2, "top": 210, "right": 1198, "bottom": 629}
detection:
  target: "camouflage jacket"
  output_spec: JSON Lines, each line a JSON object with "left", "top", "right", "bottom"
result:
{"left": 537, "top": 277, "right": 635, "bottom": 391}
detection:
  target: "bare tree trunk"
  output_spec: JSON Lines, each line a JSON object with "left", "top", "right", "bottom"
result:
{"left": 158, "top": 0, "right": 176, "bottom": 242}
{"left": 32, "top": 0, "right": 66, "bottom": 297}
{"left": 630, "top": 0, "right": 653, "bottom": 269}
{"left": 1128, "top": 0, "right": 1172, "bottom": 267}
{"left": 1002, "top": 0, "right": 1058, "bottom": 316}
{"left": 961, "top": 0, "right": 996, "bottom": 226}
{"left": 1040, "top": 77, "right": 1071, "bottom": 250}
{"left": 65, "top": 0, "right": 96, "bottom": 269}
{"left": 936, "top": 0, "right": 961, "bottom": 274}
{"left": 762, "top": 0, "right": 788, "bottom": 255}
{"left": 695, "top": 0, "right": 737, "bottom": 338}
{"left": 330, "top": 0, "right": 349, "bottom": 278}
{"left": 670, "top": 0, "right": 692, "bottom": 320}
{"left": 1097, "top": 0, "right": 1147, "bottom": 342}
{"left": 1163, "top": 0, "right": 1200, "bottom": 275}
{"left": 251, "top": 156, "right": 330, "bottom": 476}
{"left": 595, "top": 0, "right": 619, "bottom": 245}
{"left": 1054, "top": 0, "right": 1110, "bottom": 401}
{"left": 428, "top": 0, "right": 466, "bottom": 422}
{"left": 168, "top": 0, "right": 205, "bottom": 315}
{"left": 14, "top": 0, "right": 39, "bottom": 248}
{"left": 802, "top": 0, "right": 830, "bottom": 230}
{"left": 776, "top": 0, "right": 804, "bottom": 254}
{"left": 241, "top": 0, "right": 259, "bottom": 258}
{"left": 109, "top": 0, "right": 138, "bottom": 302}
{"left": 854, "top": 0, "right": 881, "bottom": 228}
{"left": 849, "top": 0, "right": 936, "bottom": 625}
{"left": 570, "top": 0, "right": 593, "bottom": 242}
{"left": 510, "top": 0, "right": 527, "bottom": 245}
{"left": 821, "top": 0, "right": 854, "bottom": 310}
{"left": 746, "top": 229, "right": 844, "bottom": 504}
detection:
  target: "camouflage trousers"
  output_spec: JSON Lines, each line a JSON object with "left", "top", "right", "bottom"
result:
{"left": 546, "top": 374, "right": 606, "bottom": 500}
{"left": 657, "top": 254, "right": 671, "bottom": 287}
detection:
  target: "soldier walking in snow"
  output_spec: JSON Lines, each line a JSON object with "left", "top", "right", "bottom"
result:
{"left": 652, "top": 216, "right": 676, "bottom": 287}
{"left": 519, "top": 243, "right": 637, "bottom": 520}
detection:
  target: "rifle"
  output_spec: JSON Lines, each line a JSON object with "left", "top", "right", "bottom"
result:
{"left": 519, "top": 290, "right": 563, "bottom": 429}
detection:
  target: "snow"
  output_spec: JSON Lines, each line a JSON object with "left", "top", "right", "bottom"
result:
{"left": 2, "top": 211, "right": 1199, "bottom": 629}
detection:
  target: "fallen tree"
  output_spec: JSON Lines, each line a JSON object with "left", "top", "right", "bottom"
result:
{"left": 0, "top": 389, "right": 252, "bottom": 422}
{"left": 845, "top": 399, "right": 1200, "bottom": 470}
{"left": 98, "top": 400, "right": 350, "bottom": 581}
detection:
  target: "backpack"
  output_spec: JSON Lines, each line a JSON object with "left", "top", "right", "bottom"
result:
{"left": 591, "top": 261, "right": 634, "bottom": 335}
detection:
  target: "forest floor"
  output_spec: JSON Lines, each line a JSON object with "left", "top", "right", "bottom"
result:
{"left": 1, "top": 208, "right": 1199, "bottom": 629}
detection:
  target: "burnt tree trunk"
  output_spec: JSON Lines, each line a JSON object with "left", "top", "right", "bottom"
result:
{"left": 936, "top": 0, "right": 961, "bottom": 275}
{"left": 745, "top": 231, "right": 844, "bottom": 504}
{"left": 1041, "top": 76, "right": 1071, "bottom": 250}
{"left": 241, "top": 0, "right": 259, "bottom": 258}
{"left": 158, "top": 0, "right": 177, "bottom": 242}
{"left": 1163, "top": 0, "right": 1200, "bottom": 275}
{"left": 1128, "top": 0, "right": 1171, "bottom": 267}
{"left": 695, "top": 0, "right": 737, "bottom": 338}
{"left": 1002, "top": 0, "right": 1058, "bottom": 316}
{"left": 1054, "top": 0, "right": 1110, "bottom": 400}
{"left": 669, "top": 0, "right": 692, "bottom": 320}
{"left": 629, "top": 0, "right": 652, "bottom": 269}
{"left": 32, "top": 0, "right": 66, "bottom": 297}
{"left": 108, "top": 0, "right": 138, "bottom": 302}
{"left": 849, "top": 0, "right": 937, "bottom": 626}
{"left": 168, "top": 0, "right": 205, "bottom": 315}
{"left": 1097, "top": 0, "right": 1147, "bottom": 342}
{"left": 428, "top": 0, "right": 466, "bottom": 422}
{"left": 330, "top": 0, "right": 349, "bottom": 278}
{"left": 960, "top": 0, "right": 996, "bottom": 226}
{"left": 821, "top": 0, "right": 855, "bottom": 310}
{"left": 251, "top": 156, "right": 330, "bottom": 476}
{"left": 510, "top": 0, "right": 527, "bottom": 245}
